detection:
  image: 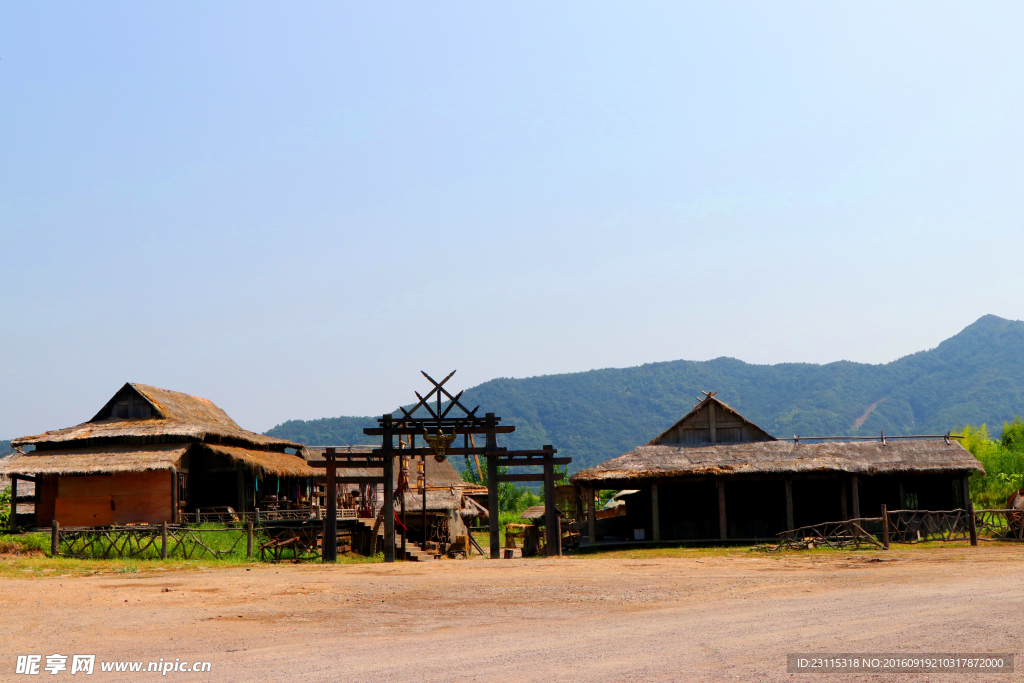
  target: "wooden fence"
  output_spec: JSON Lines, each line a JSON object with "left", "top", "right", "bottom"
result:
{"left": 776, "top": 508, "right": 1023, "bottom": 550}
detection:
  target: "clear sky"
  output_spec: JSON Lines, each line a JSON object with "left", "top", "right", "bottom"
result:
{"left": 1, "top": 2, "right": 1022, "bottom": 437}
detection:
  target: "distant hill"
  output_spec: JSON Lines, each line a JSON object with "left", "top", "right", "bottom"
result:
{"left": 266, "top": 315, "right": 1024, "bottom": 472}
{"left": 0, "top": 440, "right": 10, "bottom": 455}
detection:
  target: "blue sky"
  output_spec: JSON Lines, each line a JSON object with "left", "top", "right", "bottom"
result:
{"left": 1, "top": 2, "right": 1022, "bottom": 436}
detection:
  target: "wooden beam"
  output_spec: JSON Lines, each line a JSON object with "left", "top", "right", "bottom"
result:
{"left": 312, "top": 476, "right": 385, "bottom": 485}
{"left": 717, "top": 478, "right": 727, "bottom": 540}
{"left": 363, "top": 426, "right": 515, "bottom": 436}
{"left": 496, "top": 474, "right": 546, "bottom": 482}
{"left": 785, "top": 478, "right": 794, "bottom": 531}
{"left": 308, "top": 460, "right": 385, "bottom": 468}
{"left": 495, "top": 457, "right": 570, "bottom": 466}
{"left": 651, "top": 482, "right": 660, "bottom": 542}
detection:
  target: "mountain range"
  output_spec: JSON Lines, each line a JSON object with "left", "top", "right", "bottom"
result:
{"left": 269, "top": 314, "right": 1024, "bottom": 472}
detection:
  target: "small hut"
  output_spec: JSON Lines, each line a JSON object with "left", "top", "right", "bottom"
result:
{"left": 571, "top": 393, "right": 985, "bottom": 542}
{"left": 0, "top": 383, "right": 315, "bottom": 527}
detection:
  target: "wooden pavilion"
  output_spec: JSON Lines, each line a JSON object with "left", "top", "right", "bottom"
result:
{"left": 570, "top": 393, "right": 985, "bottom": 542}
{"left": 1, "top": 383, "right": 315, "bottom": 528}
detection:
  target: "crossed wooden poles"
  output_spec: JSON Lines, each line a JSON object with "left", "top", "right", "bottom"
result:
{"left": 309, "top": 372, "right": 570, "bottom": 562}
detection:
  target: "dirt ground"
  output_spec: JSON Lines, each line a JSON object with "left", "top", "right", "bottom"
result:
{"left": 1, "top": 545, "right": 1022, "bottom": 682}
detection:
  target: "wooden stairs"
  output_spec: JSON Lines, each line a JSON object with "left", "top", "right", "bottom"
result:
{"left": 354, "top": 518, "right": 437, "bottom": 561}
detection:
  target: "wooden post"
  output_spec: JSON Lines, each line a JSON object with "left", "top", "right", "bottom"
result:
{"left": 324, "top": 448, "right": 337, "bottom": 563}
{"left": 708, "top": 401, "right": 717, "bottom": 445}
{"left": 587, "top": 488, "right": 596, "bottom": 544}
{"left": 382, "top": 414, "right": 395, "bottom": 563}
{"left": 556, "top": 515, "right": 563, "bottom": 557}
{"left": 9, "top": 476, "right": 17, "bottom": 533}
{"left": 964, "top": 476, "right": 977, "bottom": 546}
{"left": 160, "top": 521, "right": 168, "bottom": 559}
{"left": 543, "top": 447, "right": 557, "bottom": 557}
{"left": 784, "top": 478, "right": 794, "bottom": 531}
{"left": 485, "top": 413, "right": 500, "bottom": 559}
{"left": 851, "top": 476, "right": 861, "bottom": 518}
{"left": 651, "top": 482, "right": 660, "bottom": 542}
{"left": 246, "top": 521, "right": 254, "bottom": 559}
{"left": 50, "top": 519, "right": 59, "bottom": 557}
{"left": 717, "top": 478, "right": 727, "bottom": 540}
{"left": 840, "top": 481, "right": 848, "bottom": 521}
{"left": 399, "top": 452, "right": 407, "bottom": 559}
{"left": 421, "top": 453, "right": 427, "bottom": 553}
{"left": 172, "top": 471, "right": 179, "bottom": 524}
{"left": 881, "top": 504, "right": 890, "bottom": 550}
{"left": 254, "top": 508, "right": 260, "bottom": 525}
{"left": 236, "top": 468, "right": 245, "bottom": 514}
{"left": 195, "top": 509, "right": 200, "bottom": 524}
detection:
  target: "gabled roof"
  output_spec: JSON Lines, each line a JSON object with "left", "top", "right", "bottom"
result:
{"left": 647, "top": 393, "right": 774, "bottom": 446}
{"left": 12, "top": 383, "right": 302, "bottom": 452}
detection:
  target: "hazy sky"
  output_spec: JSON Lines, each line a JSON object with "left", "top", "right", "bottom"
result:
{"left": 2, "top": 3, "right": 1022, "bottom": 438}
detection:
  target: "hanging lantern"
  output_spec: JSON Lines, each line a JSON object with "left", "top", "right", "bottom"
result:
{"left": 416, "top": 459, "right": 425, "bottom": 495}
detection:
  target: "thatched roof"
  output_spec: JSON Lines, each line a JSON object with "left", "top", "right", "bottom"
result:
{"left": 520, "top": 505, "right": 564, "bottom": 521}
{"left": 203, "top": 444, "right": 317, "bottom": 478}
{"left": 571, "top": 439, "right": 984, "bottom": 485}
{"left": 0, "top": 444, "right": 188, "bottom": 476}
{"left": 12, "top": 383, "right": 301, "bottom": 452}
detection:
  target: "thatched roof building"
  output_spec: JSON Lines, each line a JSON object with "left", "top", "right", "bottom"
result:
{"left": 0, "top": 383, "right": 316, "bottom": 527}
{"left": 571, "top": 393, "right": 984, "bottom": 543}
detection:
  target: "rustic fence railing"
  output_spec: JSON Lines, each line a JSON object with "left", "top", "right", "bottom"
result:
{"left": 776, "top": 508, "right": 1023, "bottom": 550}
{"left": 50, "top": 519, "right": 347, "bottom": 563}
{"left": 55, "top": 523, "right": 254, "bottom": 561}
{"left": 183, "top": 506, "right": 364, "bottom": 526}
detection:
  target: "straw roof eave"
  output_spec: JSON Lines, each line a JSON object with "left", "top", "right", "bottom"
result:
{"left": 570, "top": 440, "right": 985, "bottom": 485}
{"left": 0, "top": 444, "right": 189, "bottom": 476}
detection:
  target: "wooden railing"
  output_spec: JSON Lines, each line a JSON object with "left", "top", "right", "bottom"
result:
{"left": 776, "top": 508, "right": 1023, "bottom": 550}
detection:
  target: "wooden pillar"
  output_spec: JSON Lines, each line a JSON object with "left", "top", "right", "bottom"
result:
{"left": 236, "top": 468, "right": 245, "bottom": 514}
{"left": 881, "top": 504, "right": 890, "bottom": 550}
{"left": 851, "top": 476, "right": 861, "bottom": 519}
{"left": 709, "top": 402, "right": 717, "bottom": 445}
{"left": 486, "top": 414, "right": 500, "bottom": 559}
{"left": 323, "top": 448, "right": 337, "bottom": 563}
{"left": 245, "top": 521, "right": 254, "bottom": 559}
{"left": 382, "top": 414, "right": 395, "bottom": 563}
{"left": 651, "top": 482, "right": 660, "bottom": 542}
{"left": 399, "top": 453, "right": 407, "bottom": 559}
{"left": 840, "top": 481, "right": 848, "bottom": 521}
{"left": 784, "top": 478, "right": 794, "bottom": 531}
{"left": 50, "top": 519, "right": 59, "bottom": 557}
{"left": 963, "top": 476, "right": 977, "bottom": 546}
{"left": 717, "top": 478, "right": 727, "bottom": 540}
{"left": 587, "top": 488, "right": 596, "bottom": 544}
{"left": 9, "top": 476, "right": 17, "bottom": 533}
{"left": 543, "top": 447, "right": 558, "bottom": 557}
{"left": 160, "top": 521, "right": 168, "bottom": 559}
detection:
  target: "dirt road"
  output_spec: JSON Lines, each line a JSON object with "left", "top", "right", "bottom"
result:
{"left": 1, "top": 545, "right": 1022, "bottom": 682}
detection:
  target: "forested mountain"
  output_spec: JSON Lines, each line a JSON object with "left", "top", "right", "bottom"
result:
{"left": 0, "top": 440, "right": 10, "bottom": 455}
{"left": 267, "top": 315, "right": 1024, "bottom": 472}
